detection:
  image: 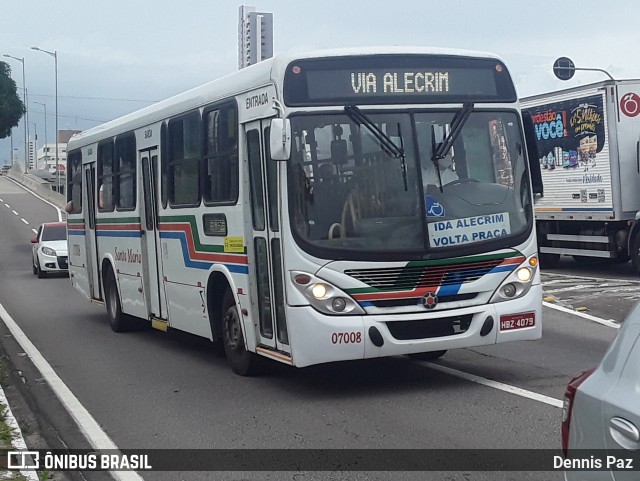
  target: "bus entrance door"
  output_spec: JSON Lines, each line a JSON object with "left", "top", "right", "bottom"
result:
{"left": 83, "top": 163, "right": 101, "bottom": 300}
{"left": 246, "top": 120, "right": 290, "bottom": 357}
{"left": 139, "top": 148, "right": 166, "bottom": 321}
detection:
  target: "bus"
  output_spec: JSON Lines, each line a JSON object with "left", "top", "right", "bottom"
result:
{"left": 66, "top": 47, "right": 544, "bottom": 375}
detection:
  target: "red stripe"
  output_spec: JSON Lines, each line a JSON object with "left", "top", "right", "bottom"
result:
{"left": 96, "top": 223, "right": 141, "bottom": 231}
{"left": 160, "top": 223, "right": 248, "bottom": 265}
{"left": 353, "top": 286, "right": 438, "bottom": 301}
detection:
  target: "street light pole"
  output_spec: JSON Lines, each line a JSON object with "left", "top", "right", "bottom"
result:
{"left": 2, "top": 54, "right": 29, "bottom": 173}
{"left": 34, "top": 101, "right": 47, "bottom": 170}
{"left": 31, "top": 47, "right": 59, "bottom": 192}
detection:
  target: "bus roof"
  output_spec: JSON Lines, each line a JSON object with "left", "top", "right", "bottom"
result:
{"left": 68, "top": 46, "right": 506, "bottom": 150}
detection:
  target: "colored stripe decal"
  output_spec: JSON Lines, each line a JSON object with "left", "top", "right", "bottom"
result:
{"left": 160, "top": 231, "right": 249, "bottom": 274}
{"left": 96, "top": 231, "right": 142, "bottom": 238}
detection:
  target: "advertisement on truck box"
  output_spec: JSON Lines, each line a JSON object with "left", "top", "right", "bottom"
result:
{"left": 523, "top": 92, "right": 613, "bottom": 218}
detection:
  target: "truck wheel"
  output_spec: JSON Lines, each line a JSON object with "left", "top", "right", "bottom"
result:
{"left": 222, "top": 291, "right": 259, "bottom": 376}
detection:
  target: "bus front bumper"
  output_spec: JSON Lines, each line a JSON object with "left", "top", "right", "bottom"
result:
{"left": 285, "top": 284, "right": 542, "bottom": 368}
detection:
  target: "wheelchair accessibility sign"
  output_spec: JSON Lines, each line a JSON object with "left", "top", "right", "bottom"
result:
{"left": 426, "top": 195, "right": 445, "bottom": 217}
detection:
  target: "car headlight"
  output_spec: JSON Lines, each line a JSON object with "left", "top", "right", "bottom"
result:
{"left": 489, "top": 254, "right": 539, "bottom": 303}
{"left": 291, "top": 271, "right": 365, "bottom": 315}
{"left": 41, "top": 246, "right": 57, "bottom": 256}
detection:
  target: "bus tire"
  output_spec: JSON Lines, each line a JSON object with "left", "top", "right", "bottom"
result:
{"left": 407, "top": 350, "right": 447, "bottom": 361}
{"left": 105, "top": 269, "right": 136, "bottom": 332}
{"left": 222, "top": 291, "right": 259, "bottom": 376}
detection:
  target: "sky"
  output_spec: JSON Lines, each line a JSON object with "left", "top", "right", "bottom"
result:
{"left": 2, "top": 0, "right": 639, "bottom": 164}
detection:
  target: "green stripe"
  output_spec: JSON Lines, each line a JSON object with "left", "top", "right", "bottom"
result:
{"left": 405, "top": 251, "right": 520, "bottom": 269}
{"left": 346, "top": 251, "right": 523, "bottom": 295}
{"left": 95, "top": 217, "right": 141, "bottom": 224}
{"left": 67, "top": 219, "right": 84, "bottom": 225}
{"left": 159, "top": 214, "right": 247, "bottom": 255}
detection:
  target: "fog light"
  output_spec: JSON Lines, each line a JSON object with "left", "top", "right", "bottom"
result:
{"left": 502, "top": 283, "right": 517, "bottom": 298}
{"left": 311, "top": 284, "right": 328, "bottom": 299}
{"left": 332, "top": 298, "right": 347, "bottom": 312}
{"left": 516, "top": 267, "right": 532, "bottom": 282}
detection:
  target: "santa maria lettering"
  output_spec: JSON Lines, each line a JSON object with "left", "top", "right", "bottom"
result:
{"left": 351, "top": 71, "right": 449, "bottom": 94}
{"left": 428, "top": 213, "right": 511, "bottom": 247}
{"left": 115, "top": 247, "right": 143, "bottom": 264}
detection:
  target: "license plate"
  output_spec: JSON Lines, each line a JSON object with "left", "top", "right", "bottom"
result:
{"left": 499, "top": 312, "right": 535, "bottom": 331}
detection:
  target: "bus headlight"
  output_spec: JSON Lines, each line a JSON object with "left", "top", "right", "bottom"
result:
{"left": 489, "top": 255, "right": 538, "bottom": 303}
{"left": 292, "top": 271, "right": 365, "bottom": 315}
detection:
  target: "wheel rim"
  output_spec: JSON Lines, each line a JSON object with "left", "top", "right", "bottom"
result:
{"left": 224, "top": 307, "right": 242, "bottom": 351}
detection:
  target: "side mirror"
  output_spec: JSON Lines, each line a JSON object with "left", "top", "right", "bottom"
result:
{"left": 31, "top": 236, "right": 38, "bottom": 244}
{"left": 270, "top": 118, "right": 291, "bottom": 161}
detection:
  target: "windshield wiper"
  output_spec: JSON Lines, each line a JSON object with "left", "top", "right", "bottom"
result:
{"left": 345, "top": 105, "right": 408, "bottom": 191}
{"left": 431, "top": 101, "right": 474, "bottom": 192}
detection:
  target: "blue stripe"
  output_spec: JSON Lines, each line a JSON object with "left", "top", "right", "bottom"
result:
{"left": 68, "top": 230, "right": 86, "bottom": 236}
{"left": 489, "top": 264, "right": 519, "bottom": 274}
{"left": 437, "top": 282, "right": 461, "bottom": 296}
{"left": 96, "top": 231, "right": 142, "bottom": 238}
{"left": 159, "top": 231, "right": 249, "bottom": 274}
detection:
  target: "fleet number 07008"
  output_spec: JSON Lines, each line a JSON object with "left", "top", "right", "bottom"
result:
{"left": 331, "top": 332, "right": 362, "bottom": 344}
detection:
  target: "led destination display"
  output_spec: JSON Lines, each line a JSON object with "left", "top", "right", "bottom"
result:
{"left": 284, "top": 55, "right": 517, "bottom": 106}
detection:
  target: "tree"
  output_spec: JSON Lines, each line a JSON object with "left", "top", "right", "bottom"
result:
{"left": 0, "top": 61, "right": 24, "bottom": 140}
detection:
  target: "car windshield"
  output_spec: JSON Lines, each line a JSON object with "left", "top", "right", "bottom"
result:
{"left": 287, "top": 110, "right": 532, "bottom": 258}
{"left": 41, "top": 225, "right": 67, "bottom": 241}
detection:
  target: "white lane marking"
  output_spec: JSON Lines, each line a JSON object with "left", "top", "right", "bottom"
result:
{"left": 543, "top": 272, "right": 640, "bottom": 285}
{"left": 31, "top": 228, "right": 37, "bottom": 234}
{"left": 423, "top": 303, "right": 619, "bottom": 409}
{"left": 543, "top": 301, "right": 620, "bottom": 329}
{"left": 426, "top": 362, "right": 564, "bottom": 408}
{"left": 4, "top": 203, "right": 9, "bottom": 208}
{"left": 544, "top": 284, "right": 600, "bottom": 294}
{"left": 0, "top": 303, "right": 145, "bottom": 481}
{"left": 0, "top": 198, "right": 3, "bottom": 202}
{"left": 3, "top": 176, "right": 63, "bottom": 222}
{"left": 11, "top": 210, "right": 18, "bottom": 216}
{"left": 21, "top": 218, "right": 29, "bottom": 225}
{"left": 0, "top": 385, "right": 39, "bottom": 480}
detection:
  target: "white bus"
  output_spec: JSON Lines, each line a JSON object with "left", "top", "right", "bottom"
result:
{"left": 66, "top": 47, "right": 544, "bottom": 375}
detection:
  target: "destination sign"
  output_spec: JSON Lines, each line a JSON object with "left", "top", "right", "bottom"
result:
{"left": 284, "top": 55, "right": 516, "bottom": 106}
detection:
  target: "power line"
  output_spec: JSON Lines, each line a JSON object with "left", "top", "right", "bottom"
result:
{"left": 29, "top": 93, "right": 159, "bottom": 103}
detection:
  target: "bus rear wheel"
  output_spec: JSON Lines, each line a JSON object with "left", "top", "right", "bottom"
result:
{"left": 222, "top": 291, "right": 259, "bottom": 376}
{"left": 105, "top": 269, "right": 136, "bottom": 332}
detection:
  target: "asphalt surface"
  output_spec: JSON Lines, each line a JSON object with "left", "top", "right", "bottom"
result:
{"left": 0, "top": 175, "right": 627, "bottom": 481}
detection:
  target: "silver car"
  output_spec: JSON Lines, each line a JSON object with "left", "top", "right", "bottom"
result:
{"left": 31, "top": 222, "right": 69, "bottom": 278}
{"left": 562, "top": 303, "right": 640, "bottom": 480}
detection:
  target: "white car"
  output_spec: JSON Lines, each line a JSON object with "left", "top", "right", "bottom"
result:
{"left": 31, "top": 222, "right": 68, "bottom": 278}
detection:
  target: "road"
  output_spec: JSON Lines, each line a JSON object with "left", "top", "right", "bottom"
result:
{"left": 0, "top": 175, "right": 628, "bottom": 481}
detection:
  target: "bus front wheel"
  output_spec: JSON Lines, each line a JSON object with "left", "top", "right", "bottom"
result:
{"left": 222, "top": 292, "right": 259, "bottom": 376}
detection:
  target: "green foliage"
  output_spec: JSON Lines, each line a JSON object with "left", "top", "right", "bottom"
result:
{"left": 0, "top": 61, "right": 25, "bottom": 140}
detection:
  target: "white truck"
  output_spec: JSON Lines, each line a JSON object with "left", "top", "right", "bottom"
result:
{"left": 521, "top": 79, "right": 640, "bottom": 271}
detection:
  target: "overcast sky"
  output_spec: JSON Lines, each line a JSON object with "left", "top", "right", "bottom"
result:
{"left": 2, "top": 0, "right": 639, "bottom": 163}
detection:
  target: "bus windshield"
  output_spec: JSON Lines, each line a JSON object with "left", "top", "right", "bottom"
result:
{"left": 287, "top": 110, "right": 532, "bottom": 258}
